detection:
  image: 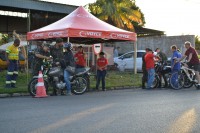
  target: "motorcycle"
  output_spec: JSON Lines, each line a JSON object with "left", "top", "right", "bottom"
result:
{"left": 28, "top": 60, "right": 90, "bottom": 96}
{"left": 153, "top": 61, "right": 171, "bottom": 88}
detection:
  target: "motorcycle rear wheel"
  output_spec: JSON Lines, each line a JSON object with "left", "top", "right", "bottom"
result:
{"left": 183, "top": 74, "right": 194, "bottom": 88}
{"left": 28, "top": 78, "right": 49, "bottom": 96}
{"left": 71, "top": 77, "right": 87, "bottom": 95}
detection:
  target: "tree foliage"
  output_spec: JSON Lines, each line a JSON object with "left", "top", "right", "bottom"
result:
{"left": 0, "top": 33, "right": 9, "bottom": 46}
{"left": 88, "top": 0, "right": 145, "bottom": 31}
{"left": 195, "top": 35, "right": 200, "bottom": 50}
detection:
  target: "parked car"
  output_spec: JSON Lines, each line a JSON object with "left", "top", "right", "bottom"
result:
{"left": 114, "top": 50, "right": 146, "bottom": 71}
{"left": 0, "top": 51, "right": 25, "bottom": 70}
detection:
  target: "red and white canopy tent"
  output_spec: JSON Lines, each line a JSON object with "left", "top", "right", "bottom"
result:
{"left": 27, "top": 6, "right": 138, "bottom": 73}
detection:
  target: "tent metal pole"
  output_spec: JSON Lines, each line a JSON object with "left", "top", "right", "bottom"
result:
{"left": 27, "top": 9, "right": 31, "bottom": 84}
{"left": 134, "top": 41, "right": 137, "bottom": 74}
{"left": 67, "top": 37, "right": 69, "bottom": 43}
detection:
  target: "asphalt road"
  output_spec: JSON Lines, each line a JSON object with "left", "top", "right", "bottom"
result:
{"left": 1, "top": 88, "right": 200, "bottom": 133}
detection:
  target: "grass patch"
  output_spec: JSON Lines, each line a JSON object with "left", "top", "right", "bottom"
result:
{"left": 90, "top": 71, "right": 142, "bottom": 89}
{"left": 0, "top": 70, "right": 142, "bottom": 94}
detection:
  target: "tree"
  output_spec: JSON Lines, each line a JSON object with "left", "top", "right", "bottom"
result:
{"left": 88, "top": 0, "right": 145, "bottom": 31}
{"left": 195, "top": 35, "right": 200, "bottom": 50}
{"left": 0, "top": 33, "right": 8, "bottom": 46}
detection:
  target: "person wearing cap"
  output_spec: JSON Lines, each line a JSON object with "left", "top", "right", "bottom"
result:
{"left": 74, "top": 46, "right": 86, "bottom": 69}
{"left": 141, "top": 48, "right": 150, "bottom": 89}
{"left": 145, "top": 49, "right": 155, "bottom": 89}
{"left": 50, "top": 38, "right": 64, "bottom": 62}
{"left": 31, "top": 43, "right": 51, "bottom": 77}
{"left": 62, "top": 42, "right": 75, "bottom": 95}
{"left": 5, "top": 39, "right": 20, "bottom": 88}
{"left": 96, "top": 51, "right": 108, "bottom": 91}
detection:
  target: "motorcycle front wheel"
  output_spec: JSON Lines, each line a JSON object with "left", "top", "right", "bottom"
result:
{"left": 170, "top": 71, "right": 184, "bottom": 90}
{"left": 71, "top": 77, "right": 87, "bottom": 95}
{"left": 151, "top": 74, "right": 159, "bottom": 88}
{"left": 28, "top": 78, "right": 49, "bottom": 96}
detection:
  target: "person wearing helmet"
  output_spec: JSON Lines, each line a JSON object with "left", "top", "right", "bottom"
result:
{"left": 32, "top": 43, "right": 51, "bottom": 77}
{"left": 63, "top": 42, "right": 75, "bottom": 95}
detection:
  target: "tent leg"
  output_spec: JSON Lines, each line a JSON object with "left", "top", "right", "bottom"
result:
{"left": 67, "top": 37, "right": 69, "bottom": 43}
{"left": 133, "top": 41, "right": 137, "bottom": 74}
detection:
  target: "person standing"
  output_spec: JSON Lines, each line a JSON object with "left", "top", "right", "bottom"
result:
{"left": 49, "top": 38, "right": 64, "bottom": 95}
{"left": 5, "top": 39, "right": 20, "bottom": 88}
{"left": 113, "top": 47, "right": 120, "bottom": 58}
{"left": 170, "top": 45, "right": 182, "bottom": 87}
{"left": 145, "top": 49, "right": 155, "bottom": 89}
{"left": 177, "top": 41, "right": 200, "bottom": 89}
{"left": 96, "top": 52, "right": 108, "bottom": 91}
{"left": 142, "top": 48, "right": 150, "bottom": 89}
{"left": 63, "top": 42, "right": 75, "bottom": 95}
{"left": 74, "top": 46, "right": 86, "bottom": 69}
{"left": 155, "top": 48, "right": 168, "bottom": 88}
{"left": 32, "top": 44, "right": 51, "bottom": 77}
{"left": 155, "top": 48, "right": 168, "bottom": 63}
{"left": 171, "top": 45, "right": 181, "bottom": 71}
{"left": 50, "top": 38, "right": 64, "bottom": 61}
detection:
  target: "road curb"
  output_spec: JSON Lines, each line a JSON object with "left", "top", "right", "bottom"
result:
{"left": 0, "top": 86, "right": 141, "bottom": 98}
{"left": 0, "top": 93, "right": 30, "bottom": 98}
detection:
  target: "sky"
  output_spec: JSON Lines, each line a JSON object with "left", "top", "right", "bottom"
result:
{"left": 42, "top": 0, "right": 200, "bottom": 36}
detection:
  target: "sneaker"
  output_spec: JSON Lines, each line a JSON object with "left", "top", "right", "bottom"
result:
{"left": 50, "top": 93, "right": 57, "bottom": 96}
{"left": 66, "top": 92, "right": 72, "bottom": 96}
{"left": 95, "top": 88, "right": 99, "bottom": 91}
{"left": 196, "top": 85, "right": 200, "bottom": 90}
{"left": 146, "top": 87, "right": 153, "bottom": 90}
{"left": 11, "top": 84, "right": 17, "bottom": 88}
{"left": 102, "top": 89, "right": 106, "bottom": 91}
{"left": 5, "top": 84, "right": 11, "bottom": 89}
{"left": 61, "top": 90, "right": 65, "bottom": 95}
{"left": 11, "top": 86, "right": 17, "bottom": 88}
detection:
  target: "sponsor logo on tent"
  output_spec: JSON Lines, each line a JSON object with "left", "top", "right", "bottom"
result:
{"left": 110, "top": 33, "right": 130, "bottom": 39}
{"left": 31, "top": 33, "right": 44, "bottom": 39}
{"left": 48, "top": 31, "right": 68, "bottom": 38}
{"left": 79, "top": 31, "right": 102, "bottom": 37}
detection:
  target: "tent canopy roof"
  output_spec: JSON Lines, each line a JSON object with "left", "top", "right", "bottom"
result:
{"left": 27, "top": 6, "right": 137, "bottom": 44}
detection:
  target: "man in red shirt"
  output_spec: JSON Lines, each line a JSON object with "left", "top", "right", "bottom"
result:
{"left": 96, "top": 52, "right": 108, "bottom": 91}
{"left": 178, "top": 41, "right": 200, "bottom": 89}
{"left": 145, "top": 49, "right": 155, "bottom": 89}
{"left": 74, "top": 46, "right": 86, "bottom": 68}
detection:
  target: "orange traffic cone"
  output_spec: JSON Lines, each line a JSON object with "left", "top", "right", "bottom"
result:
{"left": 35, "top": 71, "right": 48, "bottom": 98}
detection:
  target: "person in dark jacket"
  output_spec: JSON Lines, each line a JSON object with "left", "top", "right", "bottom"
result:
{"left": 63, "top": 42, "right": 75, "bottom": 95}
{"left": 155, "top": 48, "right": 168, "bottom": 88}
{"left": 32, "top": 44, "right": 51, "bottom": 77}
{"left": 50, "top": 38, "right": 64, "bottom": 62}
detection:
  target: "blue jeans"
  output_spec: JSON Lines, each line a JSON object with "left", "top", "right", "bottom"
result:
{"left": 64, "top": 70, "right": 71, "bottom": 93}
{"left": 147, "top": 68, "right": 155, "bottom": 88}
{"left": 96, "top": 70, "right": 107, "bottom": 90}
{"left": 171, "top": 69, "right": 179, "bottom": 88}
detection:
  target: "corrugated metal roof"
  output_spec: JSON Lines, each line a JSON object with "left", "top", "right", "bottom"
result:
{"left": 0, "top": 0, "right": 78, "bottom": 14}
